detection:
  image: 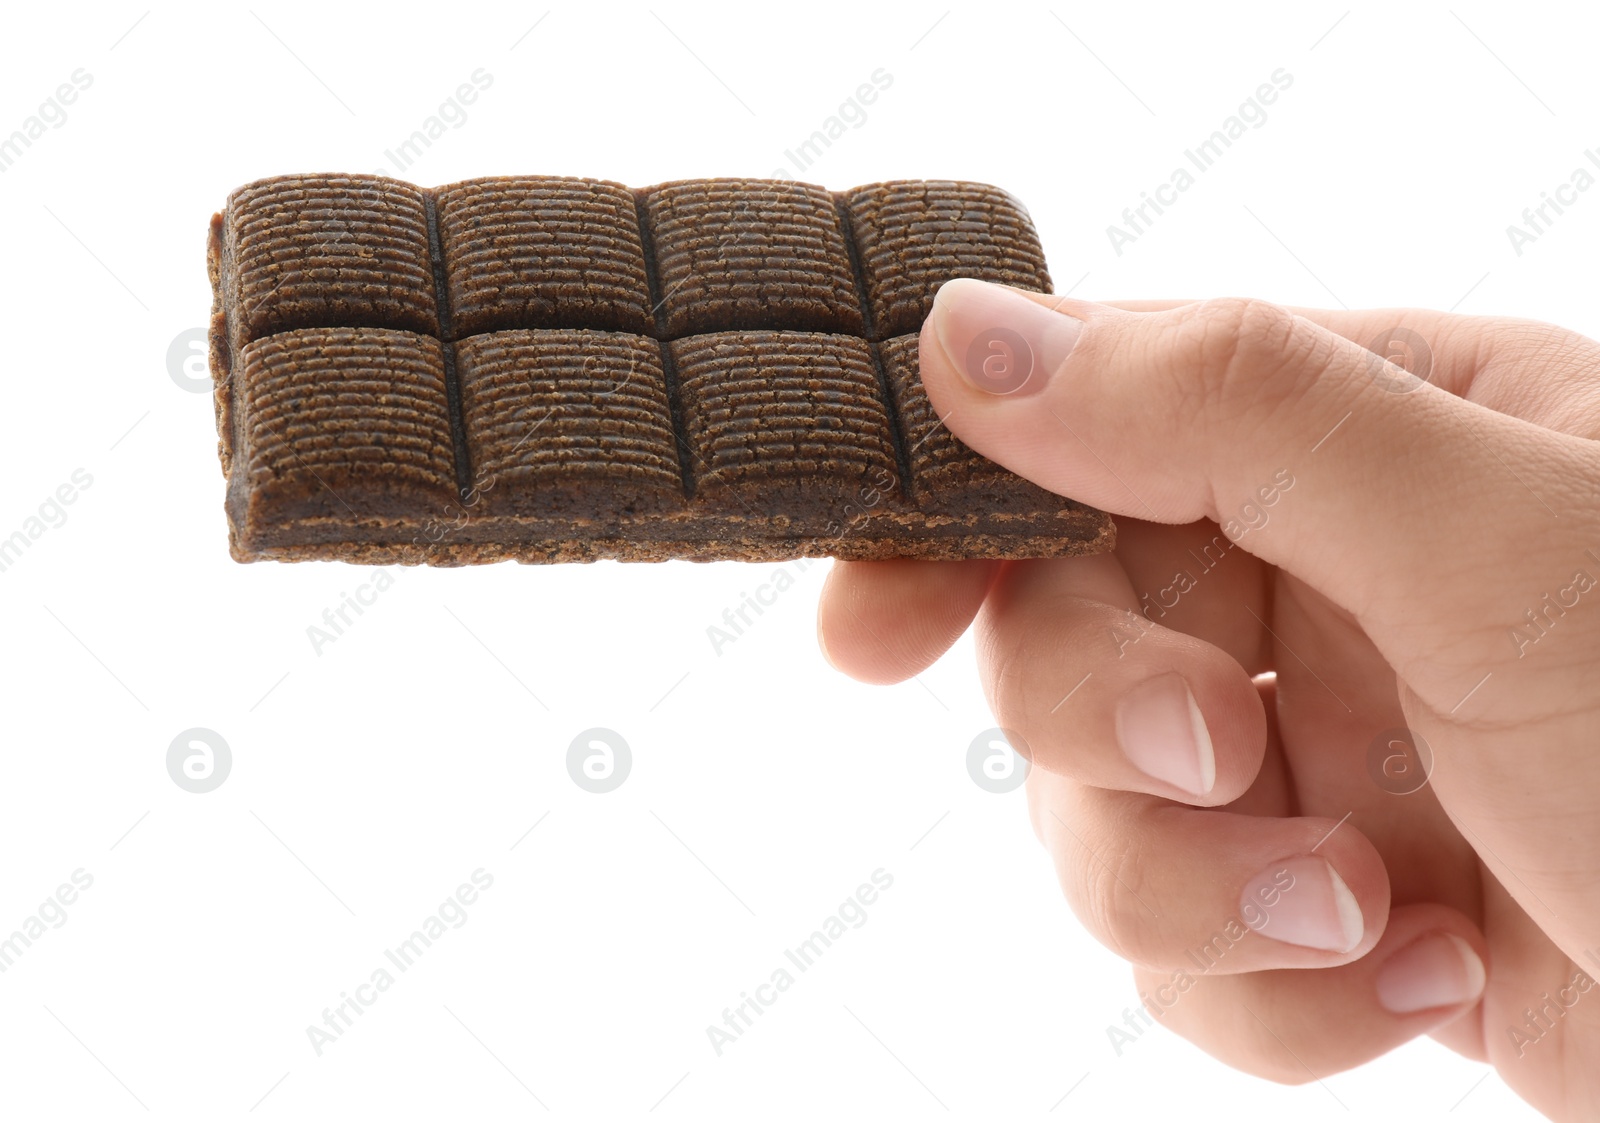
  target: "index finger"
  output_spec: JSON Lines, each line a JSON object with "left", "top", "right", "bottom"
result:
{"left": 1083, "top": 297, "right": 1517, "bottom": 399}
{"left": 817, "top": 558, "right": 1000, "bottom": 684}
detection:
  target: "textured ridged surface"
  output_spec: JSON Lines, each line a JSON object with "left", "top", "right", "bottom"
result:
{"left": 436, "top": 177, "right": 655, "bottom": 338}
{"left": 234, "top": 327, "right": 457, "bottom": 525}
{"left": 455, "top": 330, "right": 683, "bottom": 517}
{"left": 674, "top": 331, "right": 897, "bottom": 504}
{"left": 210, "top": 172, "right": 1117, "bottom": 564}
{"left": 879, "top": 333, "right": 1057, "bottom": 512}
{"left": 643, "top": 179, "right": 864, "bottom": 338}
{"left": 226, "top": 175, "right": 439, "bottom": 352}
{"left": 844, "top": 180, "right": 1052, "bottom": 338}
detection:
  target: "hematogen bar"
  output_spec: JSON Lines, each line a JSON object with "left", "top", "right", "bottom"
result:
{"left": 206, "top": 173, "right": 1115, "bottom": 564}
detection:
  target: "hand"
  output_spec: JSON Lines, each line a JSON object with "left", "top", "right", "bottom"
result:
{"left": 817, "top": 280, "right": 1600, "bottom": 1121}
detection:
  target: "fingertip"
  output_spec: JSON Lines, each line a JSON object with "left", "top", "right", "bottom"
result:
{"left": 815, "top": 601, "right": 840, "bottom": 672}
{"left": 1376, "top": 931, "right": 1488, "bottom": 1016}
{"left": 1122, "top": 903, "right": 1490, "bottom": 1083}
{"left": 816, "top": 558, "right": 1000, "bottom": 684}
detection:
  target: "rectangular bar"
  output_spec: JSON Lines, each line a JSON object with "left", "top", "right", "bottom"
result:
{"left": 207, "top": 174, "right": 1115, "bottom": 564}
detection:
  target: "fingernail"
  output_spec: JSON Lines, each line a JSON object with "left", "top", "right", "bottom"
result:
{"left": 928, "top": 278, "right": 1083, "bottom": 396}
{"left": 1115, "top": 672, "right": 1215, "bottom": 796}
{"left": 1376, "top": 934, "right": 1486, "bottom": 1014}
{"left": 1241, "top": 856, "right": 1364, "bottom": 953}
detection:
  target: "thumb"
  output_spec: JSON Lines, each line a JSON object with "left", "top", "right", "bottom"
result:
{"left": 918, "top": 279, "right": 1600, "bottom": 711}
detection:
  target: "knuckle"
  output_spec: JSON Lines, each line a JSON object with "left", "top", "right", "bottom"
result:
{"left": 1168, "top": 297, "right": 1323, "bottom": 424}
{"left": 1475, "top": 314, "right": 1583, "bottom": 362}
{"left": 1064, "top": 837, "right": 1162, "bottom": 967}
{"left": 1480, "top": 316, "right": 1600, "bottom": 393}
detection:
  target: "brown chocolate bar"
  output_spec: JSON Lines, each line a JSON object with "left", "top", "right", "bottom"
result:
{"left": 207, "top": 174, "right": 1114, "bottom": 564}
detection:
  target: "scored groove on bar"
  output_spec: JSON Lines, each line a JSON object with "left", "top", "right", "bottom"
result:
{"left": 633, "top": 191, "right": 695, "bottom": 501}
{"left": 834, "top": 196, "right": 915, "bottom": 505}
{"left": 423, "top": 193, "right": 474, "bottom": 500}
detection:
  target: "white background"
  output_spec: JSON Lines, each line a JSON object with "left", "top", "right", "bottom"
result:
{"left": 0, "top": 1, "right": 1589, "bottom": 1119}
